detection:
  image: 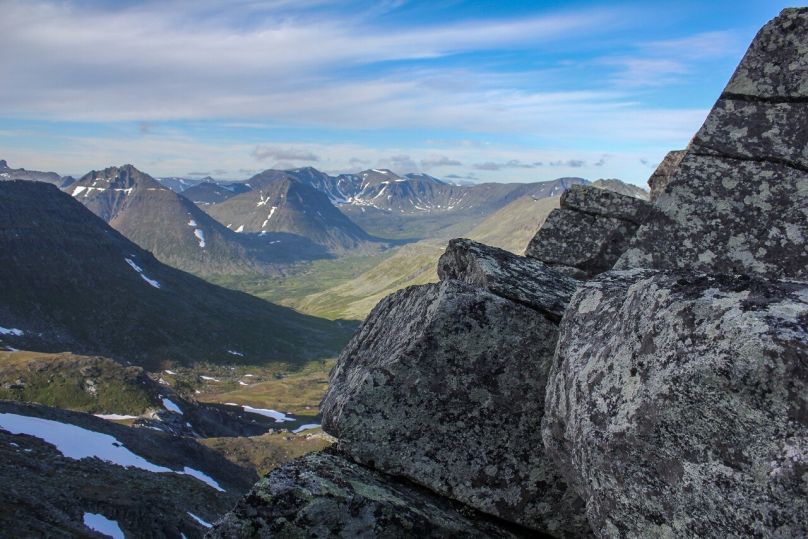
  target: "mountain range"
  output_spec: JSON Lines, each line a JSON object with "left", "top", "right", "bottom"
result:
{"left": 206, "top": 170, "right": 387, "bottom": 256}
{"left": 0, "top": 159, "right": 74, "bottom": 188}
{"left": 0, "top": 180, "right": 353, "bottom": 369}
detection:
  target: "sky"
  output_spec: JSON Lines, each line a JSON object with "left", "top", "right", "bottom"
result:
{"left": 0, "top": 0, "right": 795, "bottom": 185}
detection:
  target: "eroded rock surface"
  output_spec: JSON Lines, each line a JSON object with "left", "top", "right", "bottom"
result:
{"left": 207, "top": 450, "right": 535, "bottom": 539}
{"left": 543, "top": 269, "right": 808, "bottom": 538}
{"left": 617, "top": 8, "right": 808, "bottom": 279}
{"left": 437, "top": 238, "right": 578, "bottom": 320}
{"left": 321, "top": 280, "right": 589, "bottom": 536}
{"left": 525, "top": 185, "right": 653, "bottom": 279}
{"left": 647, "top": 150, "right": 685, "bottom": 202}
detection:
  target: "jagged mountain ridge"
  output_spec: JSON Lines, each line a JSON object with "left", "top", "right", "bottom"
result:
{"left": 0, "top": 180, "right": 352, "bottom": 368}
{"left": 0, "top": 159, "right": 73, "bottom": 188}
{"left": 68, "top": 165, "right": 281, "bottom": 275}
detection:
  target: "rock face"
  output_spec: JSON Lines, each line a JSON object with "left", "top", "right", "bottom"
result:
{"left": 646, "top": 150, "right": 685, "bottom": 202}
{"left": 543, "top": 269, "right": 808, "bottom": 537}
{"left": 437, "top": 238, "right": 578, "bottom": 320}
{"left": 207, "top": 450, "right": 534, "bottom": 538}
{"left": 525, "top": 185, "right": 653, "bottom": 279}
{"left": 321, "top": 279, "right": 589, "bottom": 536}
{"left": 617, "top": 8, "right": 808, "bottom": 280}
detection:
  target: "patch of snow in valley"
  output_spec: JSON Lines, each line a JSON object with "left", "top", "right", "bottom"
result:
{"left": 164, "top": 370, "right": 176, "bottom": 375}
{"left": 235, "top": 225, "right": 244, "bottom": 233}
{"left": 187, "top": 219, "right": 197, "bottom": 227}
{"left": 293, "top": 424, "right": 320, "bottom": 434}
{"left": 257, "top": 194, "right": 271, "bottom": 207}
{"left": 71, "top": 186, "right": 87, "bottom": 197}
{"left": 161, "top": 398, "right": 183, "bottom": 415}
{"left": 193, "top": 229, "right": 206, "bottom": 248}
{"left": 181, "top": 467, "right": 224, "bottom": 492}
{"left": 226, "top": 350, "right": 244, "bottom": 357}
{"left": 200, "top": 375, "right": 220, "bottom": 382}
{"left": 95, "top": 414, "right": 138, "bottom": 421}
{"left": 0, "top": 326, "right": 24, "bottom": 336}
{"left": 239, "top": 381, "right": 248, "bottom": 386}
{"left": 241, "top": 406, "right": 295, "bottom": 423}
{"left": 0, "top": 413, "right": 225, "bottom": 491}
{"left": 83, "top": 512, "right": 124, "bottom": 539}
{"left": 187, "top": 512, "right": 213, "bottom": 528}
{"left": 124, "top": 258, "right": 161, "bottom": 289}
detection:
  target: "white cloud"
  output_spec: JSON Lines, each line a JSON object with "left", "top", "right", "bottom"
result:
{"left": 252, "top": 146, "right": 319, "bottom": 162}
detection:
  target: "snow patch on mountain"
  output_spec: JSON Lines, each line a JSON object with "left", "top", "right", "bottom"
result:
{"left": 124, "top": 258, "right": 161, "bottom": 289}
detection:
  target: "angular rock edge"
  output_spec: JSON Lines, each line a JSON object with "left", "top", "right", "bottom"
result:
{"left": 437, "top": 238, "right": 579, "bottom": 321}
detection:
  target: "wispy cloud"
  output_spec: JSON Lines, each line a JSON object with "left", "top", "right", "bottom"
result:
{"left": 474, "top": 160, "right": 536, "bottom": 171}
{"left": 252, "top": 146, "right": 319, "bottom": 162}
{"left": 421, "top": 155, "right": 463, "bottom": 169}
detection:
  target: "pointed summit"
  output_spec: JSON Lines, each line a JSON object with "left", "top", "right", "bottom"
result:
{"left": 70, "top": 165, "right": 276, "bottom": 275}
{"left": 207, "top": 171, "right": 384, "bottom": 255}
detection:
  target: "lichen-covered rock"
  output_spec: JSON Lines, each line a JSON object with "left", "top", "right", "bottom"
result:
{"left": 617, "top": 8, "right": 808, "bottom": 279}
{"left": 207, "top": 450, "right": 533, "bottom": 538}
{"left": 321, "top": 280, "right": 589, "bottom": 536}
{"left": 543, "top": 269, "right": 808, "bottom": 538}
{"left": 560, "top": 184, "right": 652, "bottom": 224}
{"left": 647, "top": 150, "right": 685, "bottom": 202}
{"left": 525, "top": 186, "right": 653, "bottom": 279}
{"left": 437, "top": 238, "right": 578, "bottom": 320}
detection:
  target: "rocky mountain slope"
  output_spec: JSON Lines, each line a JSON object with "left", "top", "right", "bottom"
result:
{"left": 207, "top": 171, "right": 386, "bottom": 256}
{"left": 0, "top": 401, "right": 255, "bottom": 538}
{"left": 212, "top": 9, "right": 808, "bottom": 537}
{"left": 68, "top": 165, "right": 281, "bottom": 275}
{"left": 0, "top": 180, "right": 352, "bottom": 368}
{"left": 181, "top": 180, "right": 249, "bottom": 205}
{"left": 0, "top": 159, "right": 72, "bottom": 188}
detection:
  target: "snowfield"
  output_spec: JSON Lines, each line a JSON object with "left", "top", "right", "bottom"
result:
{"left": 0, "top": 413, "right": 224, "bottom": 491}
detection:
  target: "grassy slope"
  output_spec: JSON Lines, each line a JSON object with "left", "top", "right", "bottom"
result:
{"left": 286, "top": 241, "right": 444, "bottom": 320}
{"left": 197, "top": 359, "right": 335, "bottom": 415}
{"left": 0, "top": 351, "right": 160, "bottom": 415}
{"left": 208, "top": 195, "right": 560, "bottom": 322}
{"left": 201, "top": 431, "right": 334, "bottom": 477}
{"left": 277, "top": 195, "right": 561, "bottom": 320}
{"left": 466, "top": 195, "right": 560, "bottom": 255}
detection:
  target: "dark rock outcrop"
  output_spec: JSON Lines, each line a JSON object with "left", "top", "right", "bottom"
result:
{"left": 543, "top": 269, "right": 808, "bottom": 537}
{"left": 321, "top": 279, "right": 589, "bottom": 536}
{"left": 525, "top": 185, "right": 653, "bottom": 279}
{"left": 437, "top": 238, "right": 578, "bottom": 320}
{"left": 207, "top": 450, "right": 535, "bottom": 538}
{"left": 617, "top": 8, "right": 808, "bottom": 280}
{"left": 647, "top": 150, "right": 685, "bottom": 202}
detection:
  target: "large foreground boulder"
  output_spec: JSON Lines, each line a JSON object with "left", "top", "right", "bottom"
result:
{"left": 437, "top": 238, "right": 579, "bottom": 321}
{"left": 526, "top": 185, "right": 653, "bottom": 279}
{"left": 321, "top": 278, "right": 589, "bottom": 536}
{"left": 543, "top": 269, "right": 808, "bottom": 537}
{"left": 617, "top": 8, "right": 808, "bottom": 279}
{"left": 207, "top": 450, "right": 532, "bottom": 538}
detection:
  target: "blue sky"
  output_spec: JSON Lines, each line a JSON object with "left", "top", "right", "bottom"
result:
{"left": 0, "top": 0, "right": 794, "bottom": 185}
